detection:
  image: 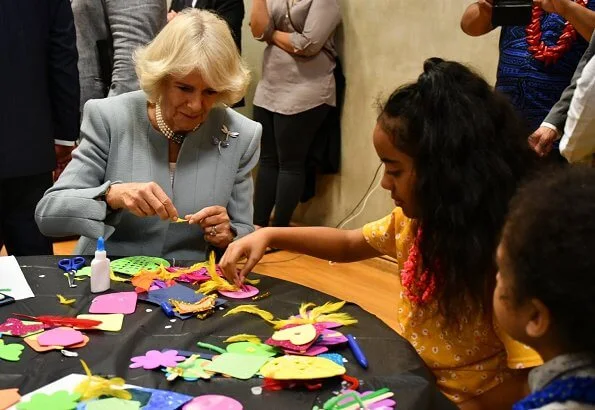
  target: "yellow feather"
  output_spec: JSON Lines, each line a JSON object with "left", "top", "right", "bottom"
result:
{"left": 223, "top": 305, "right": 277, "bottom": 325}
{"left": 299, "top": 302, "right": 316, "bottom": 319}
{"left": 308, "top": 301, "right": 346, "bottom": 319}
{"left": 197, "top": 251, "right": 239, "bottom": 294}
{"left": 56, "top": 294, "right": 76, "bottom": 305}
{"left": 223, "top": 334, "right": 262, "bottom": 344}
{"left": 75, "top": 359, "right": 131, "bottom": 401}
{"left": 223, "top": 301, "right": 357, "bottom": 329}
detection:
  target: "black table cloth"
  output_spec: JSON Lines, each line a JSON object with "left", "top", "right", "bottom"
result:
{"left": 0, "top": 256, "right": 456, "bottom": 410}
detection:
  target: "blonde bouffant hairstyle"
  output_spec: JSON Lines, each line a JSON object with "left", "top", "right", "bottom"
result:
{"left": 134, "top": 8, "right": 249, "bottom": 105}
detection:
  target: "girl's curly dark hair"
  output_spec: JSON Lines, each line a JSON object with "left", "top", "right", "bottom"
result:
{"left": 379, "top": 57, "right": 538, "bottom": 319}
{"left": 501, "top": 167, "right": 595, "bottom": 353}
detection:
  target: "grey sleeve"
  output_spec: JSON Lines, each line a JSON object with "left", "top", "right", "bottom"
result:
{"left": 290, "top": 0, "right": 341, "bottom": 56}
{"left": 35, "top": 100, "right": 120, "bottom": 239}
{"left": 544, "top": 33, "right": 595, "bottom": 130}
{"left": 105, "top": 0, "right": 167, "bottom": 96}
{"left": 228, "top": 122, "right": 262, "bottom": 239}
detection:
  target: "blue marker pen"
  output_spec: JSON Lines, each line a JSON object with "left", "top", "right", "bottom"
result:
{"left": 346, "top": 334, "right": 368, "bottom": 369}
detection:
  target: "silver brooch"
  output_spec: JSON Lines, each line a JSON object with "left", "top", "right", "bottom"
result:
{"left": 212, "top": 124, "right": 239, "bottom": 154}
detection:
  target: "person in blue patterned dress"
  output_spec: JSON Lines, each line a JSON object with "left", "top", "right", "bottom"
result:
{"left": 461, "top": 0, "right": 595, "bottom": 159}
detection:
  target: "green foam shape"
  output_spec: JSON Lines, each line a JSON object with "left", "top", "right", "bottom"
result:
{"left": 0, "top": 340, "right": 24, "bottom": 361}
{"left": 86, "top": 398, "right": 141, "bottom": 410}
{"left": 16, "top": 391, "right": 81, "bottom": 410}
{"left": 205, "top": 352, "right": 270, "bottom": 380}
{"left": 226, "top": 342, "right": 279, "bottom": 357}
{"left": 110, "top": 256, "right": 170, "bottom": 276}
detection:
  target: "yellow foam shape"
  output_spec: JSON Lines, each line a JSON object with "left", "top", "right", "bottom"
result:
{"left": 260, "top": 355, "right": 345, "bottom": 380}
{"left": 271, "top": 324, "right": 317, "bottom": 345}
{"left": 77, "top": 314, "right": 123, "bottom": 332}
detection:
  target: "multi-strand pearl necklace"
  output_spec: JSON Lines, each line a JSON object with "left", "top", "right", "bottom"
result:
{"left": 155, "top": 102, "right": 186, "bottom": 144}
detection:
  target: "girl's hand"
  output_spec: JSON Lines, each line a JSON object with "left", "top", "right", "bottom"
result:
{"left": 219, "top": 229, "right": 270, "bottom": 286}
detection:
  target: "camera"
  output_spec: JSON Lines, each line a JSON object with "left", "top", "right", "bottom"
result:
{"left": 492, "top": 0, "right": 533, "bottom": 26}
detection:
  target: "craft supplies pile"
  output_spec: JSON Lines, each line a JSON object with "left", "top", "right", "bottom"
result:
{"left": 0, "top": 250, "right": 396, "bottom": 410}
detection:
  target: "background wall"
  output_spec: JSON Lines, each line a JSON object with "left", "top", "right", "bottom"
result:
{"left": 240, "top": 0, "right": 501, "bottom": 228}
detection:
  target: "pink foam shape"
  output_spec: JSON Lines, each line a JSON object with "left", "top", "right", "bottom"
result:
{"left": 283, "top": 345, "right": 329, "bottom": 356}
{"left": 317, "top": 329, "right": 348, "bottom": 345}
{"left": 0, "top": 318, "right": 44, "bottom": 336}
{"left": 129, "top": 349, "right": 185, "bottom": 369}
{"left": 219, "top": 285, "right": 259, "bottom": 299}
{"left": 182, "top": 395, "right": 243, "bottom": 410}
{"left": 89, "top": 291, "right": 138, "bottom": 314}
{"left": 37, "top": 327, "right": 85, "bottom": 347}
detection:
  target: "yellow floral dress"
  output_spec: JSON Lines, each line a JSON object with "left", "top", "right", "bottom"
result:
{"left": 362, "top": 208, "right": 542, "bottom": 403}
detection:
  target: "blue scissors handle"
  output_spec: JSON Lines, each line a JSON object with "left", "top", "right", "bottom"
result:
{"left": 58, "top": 256, "right": 85, "bottom": 272}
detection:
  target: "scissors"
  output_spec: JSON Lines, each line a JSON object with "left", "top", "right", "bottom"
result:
{"left": 58, "top": 257, "right": 85, "bottom": 288}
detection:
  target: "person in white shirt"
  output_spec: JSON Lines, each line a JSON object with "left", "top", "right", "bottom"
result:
{"left": 560, "top": 54, "right": 595, "bottom": 163}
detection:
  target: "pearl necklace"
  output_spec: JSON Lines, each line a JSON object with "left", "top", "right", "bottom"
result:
{"left": 155, "top": 102, "right": 186, "bottom": 144}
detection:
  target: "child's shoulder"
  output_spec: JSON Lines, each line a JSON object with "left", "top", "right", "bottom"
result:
{"left": 362, "top": 208, "right": 417, "bottom": 259}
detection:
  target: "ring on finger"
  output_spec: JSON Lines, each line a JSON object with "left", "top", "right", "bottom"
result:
{"left": 209, "top": 226, "right": 218, "bottom": 236}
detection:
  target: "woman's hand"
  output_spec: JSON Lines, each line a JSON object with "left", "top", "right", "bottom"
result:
{"left": 186, "top": 206, "right": 235, "bottom": 249}
{"left": 528, "top": 126, "right": 558, "bottom": 157}
{"left": 534, "top": 0, "right": 570, "bottom": 15}
{"left": 106, "top": 182, "right": 178, "bottom": 220}
{"left": 219, "top": 229, "right": 270, "bottom": 286}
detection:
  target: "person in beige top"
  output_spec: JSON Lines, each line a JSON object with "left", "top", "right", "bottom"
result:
{"left": 250, "top": 0, "right": 341, "bottom": 228}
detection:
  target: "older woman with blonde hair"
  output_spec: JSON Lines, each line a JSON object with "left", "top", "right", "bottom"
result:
{"left": 36, "top": 9, "right": 262, "bottom": 259}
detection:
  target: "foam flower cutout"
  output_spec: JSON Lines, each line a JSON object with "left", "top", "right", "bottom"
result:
{"left": 16, "top": 391, "right": 81, "bottom": 410}
{"left": 0, "top": 340, "right": 24, "bottom": 361}
{"left": 129, "top": 350, "right": 185, "bottom": 369}
{"left": 164, "top": 355, "right": 213, "bottom": 381}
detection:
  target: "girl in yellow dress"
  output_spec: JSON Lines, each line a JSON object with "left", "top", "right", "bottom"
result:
{"left": 220, "top": 57, "right": 542, "bottom": 409}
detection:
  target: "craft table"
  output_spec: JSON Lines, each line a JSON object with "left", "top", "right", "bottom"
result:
{"left": 0, "top": 256, "right": 456, "bottom": 410}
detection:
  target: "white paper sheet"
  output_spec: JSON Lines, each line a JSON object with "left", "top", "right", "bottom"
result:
{"left": 0, "top": 255, "right": 35, "bottom": 300}
{"left": 8, "top": 374, "right": 136, "bottom": 410}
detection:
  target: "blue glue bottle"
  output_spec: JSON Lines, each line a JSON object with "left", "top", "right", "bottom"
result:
{"left": 90, "top": 236, "right": 110, "bottom": 293}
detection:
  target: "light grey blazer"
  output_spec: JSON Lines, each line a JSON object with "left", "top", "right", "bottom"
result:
{"left": 71, "top": 0, "right": 167, "bottom": 108}
{"left": 544, "top": 31, "right": 595, "bottom": 130}
{"left": 36, "top": 91, "right": 262, "bottom": 259}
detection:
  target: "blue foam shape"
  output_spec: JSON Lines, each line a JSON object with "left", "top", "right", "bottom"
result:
{"left": 317, "top": 353, "right": 346, "bottom": 366}
{"left": 138, "top": 284, "right": 226, "bottom": 319}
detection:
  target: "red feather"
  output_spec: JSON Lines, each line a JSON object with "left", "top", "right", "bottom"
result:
{"left": 13, "top": 314, "right": 102, "bottom": 329}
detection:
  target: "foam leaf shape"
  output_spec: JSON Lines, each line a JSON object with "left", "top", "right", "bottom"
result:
{"left": 129, "top": 350, "right": 185, "bottom": 369}
{"left": 271, "top": 324, "right": 317, "bottom": 345}
{"left": 0, "top": 340, "right": 24, "bottom": 361}
{"left": 260, "top": 355, "right": 345, "bottom": 380}
{"left": 16, "top": 391, "right": 81, "bottom": 410}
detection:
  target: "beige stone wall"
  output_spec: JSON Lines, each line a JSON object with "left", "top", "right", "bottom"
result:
{"left": 240, "top": 1, "right": 501, "bottom": 227}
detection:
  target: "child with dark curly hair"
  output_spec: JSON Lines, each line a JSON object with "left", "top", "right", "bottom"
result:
{"left": 495, "top": 167, "right": 595, "bottom": 410}
{"left": 220, "top": 58, "right": 542, "bottom": 408}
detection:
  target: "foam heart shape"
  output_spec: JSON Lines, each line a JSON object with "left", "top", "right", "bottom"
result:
{"left": 271, "top": 324, "right": 317, "bottom": 346}
{"left": 0, "top": 340, "right": 24, "bottom": 361}
{"left": 37, "top": 327, "right": 84, "bottom": 347}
